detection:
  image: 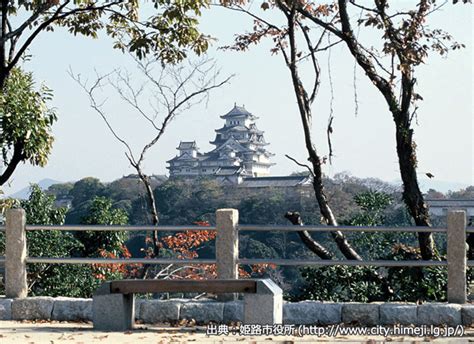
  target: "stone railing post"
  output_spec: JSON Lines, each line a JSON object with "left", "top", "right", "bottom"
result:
{"left": 447, "top": 210, "right": 467, "bottom": 304}
{"left": 216, "top": 208, "right": 239, "bottom": 301}
{"left": 5, "top": 208, "right": 28, "bottom": 298}
{"left": 216, "top": 208, "right": 239, "bottom": 280}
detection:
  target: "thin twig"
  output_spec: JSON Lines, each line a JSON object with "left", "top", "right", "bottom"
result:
{"left": 327, "top": 34, "right": 335, "bottom": 164}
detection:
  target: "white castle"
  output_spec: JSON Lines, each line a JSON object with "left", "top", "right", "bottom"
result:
{"left": 167, "top": 104, "right": 274, "bottom": 182}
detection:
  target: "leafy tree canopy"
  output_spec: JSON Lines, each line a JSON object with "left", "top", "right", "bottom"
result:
{"left": 77, "top": 196, "right": 129, "bottom": 256}
{"left": 69, "top": 177, "right": 105, "bottom": 207}
{"left": 21, "top": 184, "right": 66, "bottom": 225}
{"left": 0, "top": 68, "right": 57, "bottom": 185}
{"left": 1, "top": 0, "right": 211, "bottom": 78}
{"left": 350, "top": 190, "right": 393, "bottom": 227}
{"left": 81, "top": 196, "right": 128, "bottom": 226}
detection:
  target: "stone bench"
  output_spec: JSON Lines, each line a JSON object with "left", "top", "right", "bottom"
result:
{"left": 93, "top": 278, "right": 282, "bottom": 331}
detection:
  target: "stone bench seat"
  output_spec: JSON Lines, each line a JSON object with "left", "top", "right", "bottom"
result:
{"left": 93, "top": 278, "right": 282, "bottom": 331}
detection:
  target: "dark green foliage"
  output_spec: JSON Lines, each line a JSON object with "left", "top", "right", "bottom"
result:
{"left": 102, "top": 176, "right": 162, "bottom": 202}
{"left": 64, "top": 177, "right": 106, "bottom": 224}
{"left": 298, "top": 190, "right": 449, "bottom": 302}
{"left": 155, "top": 177, "right": 225, "bottom": 224}
{"left": 30, "top": 264, "right": 101, "bottom": 298}
{"left": 349, "top": 190, "right": 393, "bottom": 226}
{"left": 2, "top": 185, "right": 131, "bottom": 297}
{"left": 76, "top": 196, "right": 129, "bottom": 257}
{"left": 343, "top": 190, "right": 416, "bottom": 260}
{"left": 240, "top": 238, "right": 279, "bottom": 259}
{"left": 69, "top": 177, "right": 105, "bottom": 208}
{"left": 298, "top": 264, "right": 448, "bottom": 303}
{"left": 45, "top": 183, "right": 74, "bottom": 199}
{"left": 238, "top": 192, "right": 290, "bottom": 225}
{"left": 129, "top": 196, "right": 151, "bottom": 225}
{"left": 383, "top": 244, "right": 447, "bottom": 302}
{"left": 299, "top": 266, "right": 385, "bottom": 302}
{"left": 19, "top": 185, "right": 98, "bottom": 297}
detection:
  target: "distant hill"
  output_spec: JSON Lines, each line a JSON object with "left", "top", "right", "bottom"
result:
{"left": 9, "top": 178, "right": 62, "bottom": 199}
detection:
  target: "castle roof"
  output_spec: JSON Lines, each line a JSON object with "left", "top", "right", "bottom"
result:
{"left": 220, "top": 104, "right": 257, "bottom": 120}
{"left": 215, "top": 124, "right": 264, "bottom": 134}
{"left": 166, "top": 151, "right": 203, "bottom": 163}
{"left": 177, "top": 141, "right": 198, "bottom": 150}
{"left": 209, "top": 137, "right": 252, "bottom": 154}
{"left": 214, "top": 166, "right": 245, "bottom": 176}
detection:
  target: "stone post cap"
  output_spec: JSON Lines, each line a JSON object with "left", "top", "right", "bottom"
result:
{"left": 5, "top": 208, "right": 25, "bottom": 215}
{"left": 256, "top": 279, "right": 282, "bottom": 296}
{"left": 448, "top": 210, "right": 467, "bottom": 215}
{"left": 216, "top": 208, "right": 239, "bottom": 213}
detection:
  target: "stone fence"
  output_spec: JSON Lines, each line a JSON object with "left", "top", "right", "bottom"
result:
{"left": 1, "top": 297, "right": 474, "bottom": 326}
{"left": 0, "top": 208, "right": 472, "bottom": 325}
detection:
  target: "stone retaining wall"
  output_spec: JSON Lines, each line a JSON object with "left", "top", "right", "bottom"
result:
{"left": 1, "top": 297, "right": 474, "bottom": 326}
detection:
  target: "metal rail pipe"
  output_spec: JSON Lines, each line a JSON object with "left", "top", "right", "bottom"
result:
{"left": 26, "top": 257, "right": 216, "bottom": 265}
{"left": 25, "top": 225, "right": 215, "bottom": 232}
{"left": 238, "top": 225, "right": 448, "bottom": 233}
{"left": 238, "top": 258, "right": 448, "bottom": 267}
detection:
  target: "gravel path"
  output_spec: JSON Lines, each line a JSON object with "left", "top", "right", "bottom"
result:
{"left": 0, "top": 321, "right": 473, "bottom": 343}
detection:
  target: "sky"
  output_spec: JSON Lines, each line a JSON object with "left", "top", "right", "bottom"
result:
{"left": 1, "top": 2, "right": 473, "bottom": 195}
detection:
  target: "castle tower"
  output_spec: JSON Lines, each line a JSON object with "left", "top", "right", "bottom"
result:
{"left": 167, "top": 104, "right": 274, "bottom": 179}
{"left": 209, "top": 104, "right": 273, "bottom": 177}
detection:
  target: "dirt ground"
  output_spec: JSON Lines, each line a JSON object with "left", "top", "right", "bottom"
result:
{"left": 1, "top": 321, "right": 474, "bottom": 344}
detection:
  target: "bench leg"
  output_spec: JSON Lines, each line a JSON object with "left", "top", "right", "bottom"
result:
{"left": 93, "top": 294, "right": 135, "bottom": 331}
{"left": 244, "top": 279, "right": 283, "bottom": 324}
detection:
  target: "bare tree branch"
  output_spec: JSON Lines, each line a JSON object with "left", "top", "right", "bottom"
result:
{"left": 285, "top": 154, "right": 314, "bottom": 177}
{"left": 72, "top": 56, "right": 231, "bottom": 261}
{"left": 68, "top": 67, "right": 137, "bottom": 167}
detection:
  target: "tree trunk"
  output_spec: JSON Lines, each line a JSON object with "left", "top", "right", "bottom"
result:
{"left": 301, "top": 0, "right": 438, "bottom": 260}
{"left": 137, "top": 171, "right": 160, "bottom": 257}
{"left": 394, "top": 114, "right": 437, "bottom": 260}
{"left": 280, "top": 3, "right": 361, "bottom": 260}
{"left": 0, "top": 142, "right": 24, "bottom": 186}
{"left": 284, "top": 211, "right": 333, "bottom": 260}
{"left": 0, "top": 69, "right": 6, "bottom": 90}
{"left": 310, "top": 162, "right": 362, "bottom": 260}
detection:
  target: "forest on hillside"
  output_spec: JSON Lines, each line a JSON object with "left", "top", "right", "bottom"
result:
{"left": 29, "top": 173, "right": 471, "bottom": 300}
{"left": 48, "top": 173, "right": 473, "bottom": 227}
